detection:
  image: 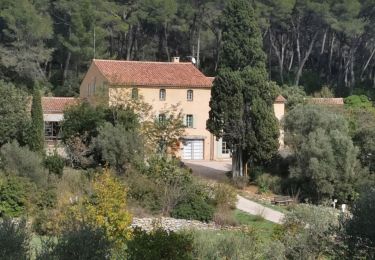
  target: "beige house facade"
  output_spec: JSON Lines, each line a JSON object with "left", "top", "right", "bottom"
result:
{"left": 80, "top": 58, "right": 285, "bottom": 161}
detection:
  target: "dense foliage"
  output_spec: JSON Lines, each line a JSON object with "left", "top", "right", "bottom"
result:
{"left": 28, "top": 87, "right": 44, "bottom": 152}
{"left": 127, "top": 228, "right": 194, "bottom": 260}
{"left": 0, "top": 218, "right": 30, "bottom": 259}
{"left": 207, "top": 0, "right": 279, "bottom": 177}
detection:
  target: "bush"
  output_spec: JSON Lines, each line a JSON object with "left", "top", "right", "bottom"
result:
{"left": 38, "top": 224, "right": 112, "bottom": 260}
{"left": 255, "top": 174, "right": 282, "bottom": 194}
{"left": 44, "top": 151, "right": 65, "bottom": 177}
{"left": 275, "top": 204, "right": 338, "bottom": 259}
{"left": 0, "top": 218, "right": 30, "bottom": 259}
{"left": 343, "top": 187, "right": 375, "bottom": 259}
{"left": 0, "top": 141, "right": 45, "bottom": 185}
{"left": 171, "top": 195, "right": 214, "bottom": 222}
{"left": 0, "top": 175, "right": 35, "bottom": 217}
{"left": 192, "top": 230, "right": 261, "bottom": 259}
{"left": 93, "top": 122, "right": 143, "bottom": 174}
{"left": 231, "top": 176, "right": 248, "bottom": 189}
{"left": 127, "top": 227, "right": 193, "bottom": 260}
{"left": 212, "top": 183, "right": 237, "bottom": 209}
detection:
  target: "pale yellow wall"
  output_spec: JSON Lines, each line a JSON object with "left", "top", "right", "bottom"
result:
{"left": 80, "top": 63, "right": 108, "bottom": 105}
{"left": 273, "top": 102, "right": 285, "bottom": 147}
{"left": 273, "top": 102, "right": 285, "bottom": 121}
{"left": 109, "top": 86, "right": 213, "bottom": 160}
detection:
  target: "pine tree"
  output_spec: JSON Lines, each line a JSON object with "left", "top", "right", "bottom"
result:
{"left": 207, "top": 0, "right": 279, "bottom": 177}
{"left": 29, "top": 86, "right": 44, "bottom": 152}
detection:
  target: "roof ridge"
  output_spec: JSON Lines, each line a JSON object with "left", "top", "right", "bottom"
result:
{"left": 93, "top": 59, "right": 192, "bottom": 64}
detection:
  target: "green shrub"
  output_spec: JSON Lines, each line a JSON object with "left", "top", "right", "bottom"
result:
{"left": 212, "top": 183, "right": 237, "bottom": 209}
{"left": 93, "top": 122, "right": 143, "bottom": 174}
{"left": 0, "top": 175, "right": 33, "bottom": 217}
{"left": 171, "top": 195, "right": 214, "bottom": 222}
{"left": 343, "top": 187, "right": 375, "bottom": 259}
{"left": 0, "top": 218, "right": 30, "bottom": 260}
{"left": 38, "top": 224, "right": 112, "bottom": 260}
{"left": 127, "top": 227, "right": 193, "bottom": 260}
{"left": 192, "top": 230, "right": 261, "bottom": 260}
{"left": 255, "top": 174, "right": 282, "bottom": 194}
{"left": 0, "top": 141, "right": 45, "bottom": 185}
{"left": 44, "top": 152, "right": 65, "bottom": 177}
{"left": 231, "top": 176, "right": 248, "bottom": 189}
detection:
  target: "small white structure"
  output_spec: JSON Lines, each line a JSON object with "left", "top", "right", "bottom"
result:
{"left": 42, "top": 97, "right": 78, "bottom": 143}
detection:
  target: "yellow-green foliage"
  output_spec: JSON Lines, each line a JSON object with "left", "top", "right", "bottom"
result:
{"left": 85, "top": 169, "right": 132, "bottom": 247}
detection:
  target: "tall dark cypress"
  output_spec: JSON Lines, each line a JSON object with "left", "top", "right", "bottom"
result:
{"left": 207, "top": 0, "right": 279, "bottom": 177}
{"left": 29, "top": 86, "right": 44, "bottom": 152}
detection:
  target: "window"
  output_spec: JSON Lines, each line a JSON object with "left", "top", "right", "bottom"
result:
{"left": 131, "top": 88, "right": 138, "bottom": 99}
{"left": 187, "top": 90, "right": 193, "bottom": 101}
{"left": 159, "top": 89, "right": 166, "bottom": 101}
{"left": 44, "top": 121, "right": 61, "bottom": 140}
{"left": 222, "top": 141, "right": 230, "bottom": 154}
{"left": 158, "top": 113, "right": 166, "bottom": 122}
{"left": 186, "top": 114, "right": 194, "bottom": 128}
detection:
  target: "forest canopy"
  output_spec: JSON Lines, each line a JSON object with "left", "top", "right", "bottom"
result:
{"left": 1, "top": 0, "right": 375, "bottom": 98}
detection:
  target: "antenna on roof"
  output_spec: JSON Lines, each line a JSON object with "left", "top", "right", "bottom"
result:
{"left": 186, "top": 56, "right": 197, "bottom": 66}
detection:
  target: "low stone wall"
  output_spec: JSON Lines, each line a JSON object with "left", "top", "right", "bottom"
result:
{"left": 131, "top": 217, "right": 253, "bottom": 232}
{"left": 131, "top": 217, "right": 220, "bottom": 232}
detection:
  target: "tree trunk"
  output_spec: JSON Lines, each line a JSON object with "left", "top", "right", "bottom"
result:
{"left": 196, "top": 27, "right": 201, "bottom": 68}
{"left": 232, "top": 145, "right": 243, "bottom": 177}
{"left": 164, "top": 20, "right": 170, "bottom": 62}
{"left": 294, "top": 31, "right": 319, "bottom": 86}
{"left": 62, "top": 51, "right": 71, "bottom": 86}
{"left": 361, "top": 46, "right": 375, "bottom": 80}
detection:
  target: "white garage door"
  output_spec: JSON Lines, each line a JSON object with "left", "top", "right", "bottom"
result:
{"left": 183, "top": 140, "right": 203, "bottom": 160}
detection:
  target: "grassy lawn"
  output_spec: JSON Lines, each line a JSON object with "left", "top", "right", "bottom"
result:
{"left": 233, "top": 209, "right": 278, "bottom": 241}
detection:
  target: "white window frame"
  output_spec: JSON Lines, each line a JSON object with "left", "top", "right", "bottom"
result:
{"left": 186, "top": 114, "right": 194, "bottom": 128}
{"left": 159, "top": 89, "right": 166, "bottom": 101}
{"left": 187, "top": 89, "right": 193, "bottom": 101}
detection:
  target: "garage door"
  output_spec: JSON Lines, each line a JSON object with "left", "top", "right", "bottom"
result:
{"left": 183, "top": 140, "right": 203, "bottom": 160}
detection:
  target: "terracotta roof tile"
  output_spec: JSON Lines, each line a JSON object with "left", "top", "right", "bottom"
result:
{"left": 275, "top": 95, "right": 286, "bottom": 103}
{"left": 42, "top": 97, "right": 79, "bottom": 113}
{"left": 307, "top": 98, "right": 344, "bottom": 105}
{"left": 93, "top": 59, "right": 212, "bottom": 88}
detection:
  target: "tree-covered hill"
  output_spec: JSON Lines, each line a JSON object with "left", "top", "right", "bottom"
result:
{"left": 1, "top": 0, "right": 375, "bottom": 97}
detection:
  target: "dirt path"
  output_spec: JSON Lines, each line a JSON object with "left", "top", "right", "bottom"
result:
{"left": 184, "top": 160, "right": 285, "bottom": 224}
{"left": 236, "top": 195, "right": 284, "bottom": 224}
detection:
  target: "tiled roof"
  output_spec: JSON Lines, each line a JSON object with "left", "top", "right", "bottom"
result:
{"left": 93, "top": 59, "right": 213, "bottom": 88}
{"left": 275, "top": 95, "right": 286, "bottom": 103}
{"left": 42, "top": 97, "right": 79, "bottom": 113}
{"left": 307, "top": 98, "right": 344, "bottom": 105}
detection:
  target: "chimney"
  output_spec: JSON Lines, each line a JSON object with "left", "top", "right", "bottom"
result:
{"left": 172, "top": 57, "right": 180, "bottom": 63}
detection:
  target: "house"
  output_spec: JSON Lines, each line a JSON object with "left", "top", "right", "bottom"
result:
{"left": 42, "top": 97, "right": 78, "bottom": 144}
{"left": 80, "top": 58, "right": 285, "bottom": 160}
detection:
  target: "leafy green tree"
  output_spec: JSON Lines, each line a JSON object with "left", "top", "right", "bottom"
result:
{"left": 207, "top": 0, "right": 279, "bottom": 177}
{"left": 0, "top": 0, "right": 53, "bottom": 84}
{"left": 28, "top": 87, "right": 44, "bottom": 152}
{"left": 93, "top": 123, "right": 143, "bottom": 174}
{"left": 343, "top": 187, "right": 375, "bottom": 259}
{"left": 0, "top": 81, "right": 30, "bottom": 146}
{"left": 61, "top": 102, "right": 105, "bottom": 145}
{"left": 280, "top": 85, "right": 307, "bottom": 110}
{"left": 0, "top": 218, "right": 30, "bottom": 259}
{"left": 284, "top": 105, "right": 364, "bottom": 203}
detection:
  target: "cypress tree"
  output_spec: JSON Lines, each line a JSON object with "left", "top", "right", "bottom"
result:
{"left": 207, "top": 0, "right": 279, "bottom": 177}
{"left": 29, "top": 86, "right": 44, "bottom": 152}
